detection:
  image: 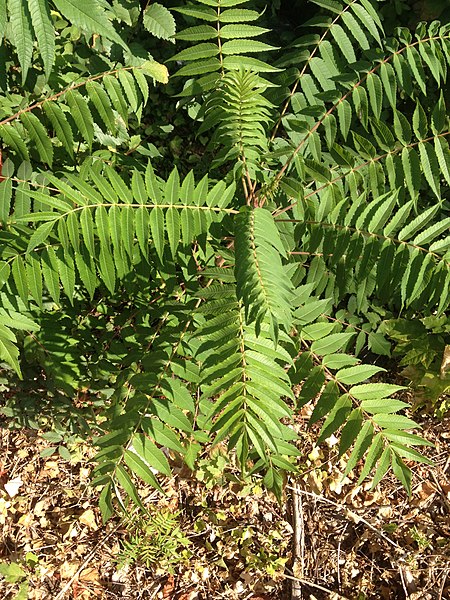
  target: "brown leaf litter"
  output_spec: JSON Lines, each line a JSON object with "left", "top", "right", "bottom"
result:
{"left": 0, "top": 416, "right": 449, "bottom": 599}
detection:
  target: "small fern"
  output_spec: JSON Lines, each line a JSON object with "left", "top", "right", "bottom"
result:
{"left": 119, "top": 510, "right": 191, "bottom": 572}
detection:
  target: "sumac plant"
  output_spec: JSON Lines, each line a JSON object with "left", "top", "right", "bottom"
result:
{"left": 0, "top": 0, "right": 448, "bottom": 515}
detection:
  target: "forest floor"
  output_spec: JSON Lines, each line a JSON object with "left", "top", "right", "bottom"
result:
{"left": 0, "top": 395, "right": 449, "bottom": 600}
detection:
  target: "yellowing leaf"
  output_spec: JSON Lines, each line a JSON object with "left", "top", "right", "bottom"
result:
{"left": 78, "top": 509, "right": 98, "bottom": 530}
{"left": 140, "top": 60, "right": 169, "bottom": 84}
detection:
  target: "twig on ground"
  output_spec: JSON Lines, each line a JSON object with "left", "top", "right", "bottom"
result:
{"left": 398, "top": 565, "right": 411, "bottom": 599}
{"left": 54, "top": 523, "right": 121, "bottom": 600}
{"left": 291, "top": 481, "right": 304, "bottom": 599}
{"left": 438, "top": 568, "right": 449, "bottom": 600}
{"left": 430, "top": 469, "right": 450, "bottom": 512}
{"left": 283, "top": 572, "right": 349, "bottom": 598}
{"left": 337, "top": 522, "right": 349, "bottom": 589}
{"left": 285, "top": 485, "right": 401, "bottom": 551}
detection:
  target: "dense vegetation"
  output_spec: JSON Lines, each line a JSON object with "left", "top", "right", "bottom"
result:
{"left": 0, "top": 0, "right": 449, "bottom": 521}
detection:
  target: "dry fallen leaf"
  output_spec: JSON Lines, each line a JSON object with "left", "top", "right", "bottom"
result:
{"left": 80, "top": 567, "right": 101, "bottom": 583}
{"left": 17, "top": 511, "right": 34, "bottom": 528}
{"left": 79, "top": 509, "right": 98, "bottom": 531}
{"left": 34, "top": 499, "right": 48, "bottom": 516}
{"left": 177, "top": 592, "right": 198, "bottom": 600}
{"left": 60, "top": 560, "right": 80, "bottom": 580}
{"left": 162, "top": 574, "right": 175, "bottom": 599}
{"left": 4, "top": 477, "right": 23, "bottom": 497}
{"left": 414, "top": 482, "right": 436, "bottom": 505}
{"left": 0, "top": 497, "right": 11, "bottom": 524}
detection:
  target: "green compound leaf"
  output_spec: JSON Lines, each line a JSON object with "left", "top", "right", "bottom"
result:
{"left": 86, "top": 81, "right": 116, "bottom": 134}
{"left": 0, "top": 124, "right": 29, "bottom": 160}
{"left": 343, "top": 421, "right": 374, "bottom": 476}
{"left": 311, "top": 332, "right": 355, "bottom": 356}
{"left": 0, "top": 178, "right": 11, "bottom": 224}
{"left": 27, "top": 0, "right": 55, "bottom": 78}
{"left": 118, "top": 69, "right": 139, "bottom": 113}
{"left": 0, "top": 329, "right": 21, "bottom": 376}
{"left": 20, "top": 112, "right": 53, "bottom": 165}
{"left": 0, "top": 0, "right": 6, "bottom": 39}
{"left": 123, "top": 450, "right": 164, "bottom": 492}
{"left": 65, "top": 90, "right": 94, "bottom": 148}
{"left": 8, "top": 0, "right": 33, "bottom": 82}
{"left": 350, "top": 383, "right": 405, "bottom": 401}
{"left": 143, "top": 2, "right": 176, "bottom": 41}
{"left": 335, "top": 364, "right": 385, "bottom": 385}
{"left": 52, "top": 0, "right": 127, "bottom": 48}
{"left": 43, "top": 101, "right": 74, "bottom": 157}
{"left": 26, "top": 220, "right": 56, "bottom": 253}
{"left": 234, "top": 207, "right": 294, "bottom": 341}
{"left": 391, "top": 452, "right": 411, "bottom": 494}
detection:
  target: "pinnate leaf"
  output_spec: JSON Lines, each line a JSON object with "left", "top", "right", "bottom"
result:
{"left": 52, "top": 0, "right": 126, "bottom": 48}
{"left": 143, "top": 3, "right": 176, "bottom": 41}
